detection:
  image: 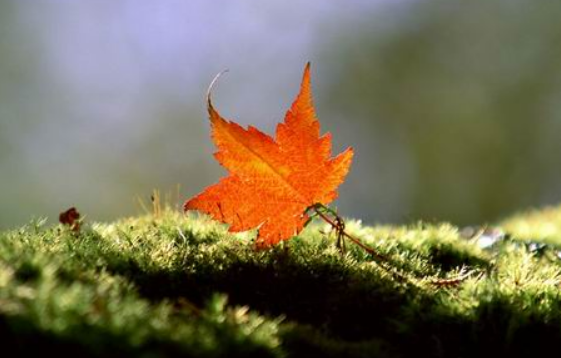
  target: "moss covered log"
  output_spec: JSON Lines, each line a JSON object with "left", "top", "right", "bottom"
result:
{"left": 2, "top": 206, "right": 561, "bottom": 357}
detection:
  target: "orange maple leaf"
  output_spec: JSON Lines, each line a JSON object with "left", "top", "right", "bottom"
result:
{"left": 184, "top": 63, "right": 353, "bottom": 247}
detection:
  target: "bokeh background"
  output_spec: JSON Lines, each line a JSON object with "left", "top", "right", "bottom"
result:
{"left": 2, "top": 0, "right": 561, "bottom": 229}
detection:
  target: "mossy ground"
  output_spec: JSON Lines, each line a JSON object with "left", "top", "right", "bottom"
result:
{"left": 2, "top": 205, "right": 561, "bottom": 357}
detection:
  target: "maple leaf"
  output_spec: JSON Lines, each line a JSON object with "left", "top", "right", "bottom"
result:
{"left": 184, "top": 63, "right": 353, "bottom": 247}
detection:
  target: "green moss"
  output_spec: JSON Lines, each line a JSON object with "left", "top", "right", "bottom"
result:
{"left": 501, "top": 204, "right": 561, "bottom": 245}
{"left": 1, "top": 208, "right": 561, "bottom": 357}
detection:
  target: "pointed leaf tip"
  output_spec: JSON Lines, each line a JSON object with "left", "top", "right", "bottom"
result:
{"left": 302, "top": 62, "right": 311, "bottom": 85}
{"left": 206, "top": 69, "right": 229, "bottom": 114}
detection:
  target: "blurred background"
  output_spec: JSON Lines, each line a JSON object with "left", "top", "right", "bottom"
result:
{"left": 2, "top": 0, "right": 561, "bottom": 229}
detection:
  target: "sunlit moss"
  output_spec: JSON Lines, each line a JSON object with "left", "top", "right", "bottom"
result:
{"left": 1, "top": 209, "right": 561, "bottom": 357}
{"left": 501, "top": 204, "right": 561, "bottom": 246}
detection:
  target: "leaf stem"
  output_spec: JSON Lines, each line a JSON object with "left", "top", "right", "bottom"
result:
{"left": 312, "top": 206, "right": 387, "bottom": 262}
{"left": 310, "top": 203, "right": 478, "bottom": 287}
